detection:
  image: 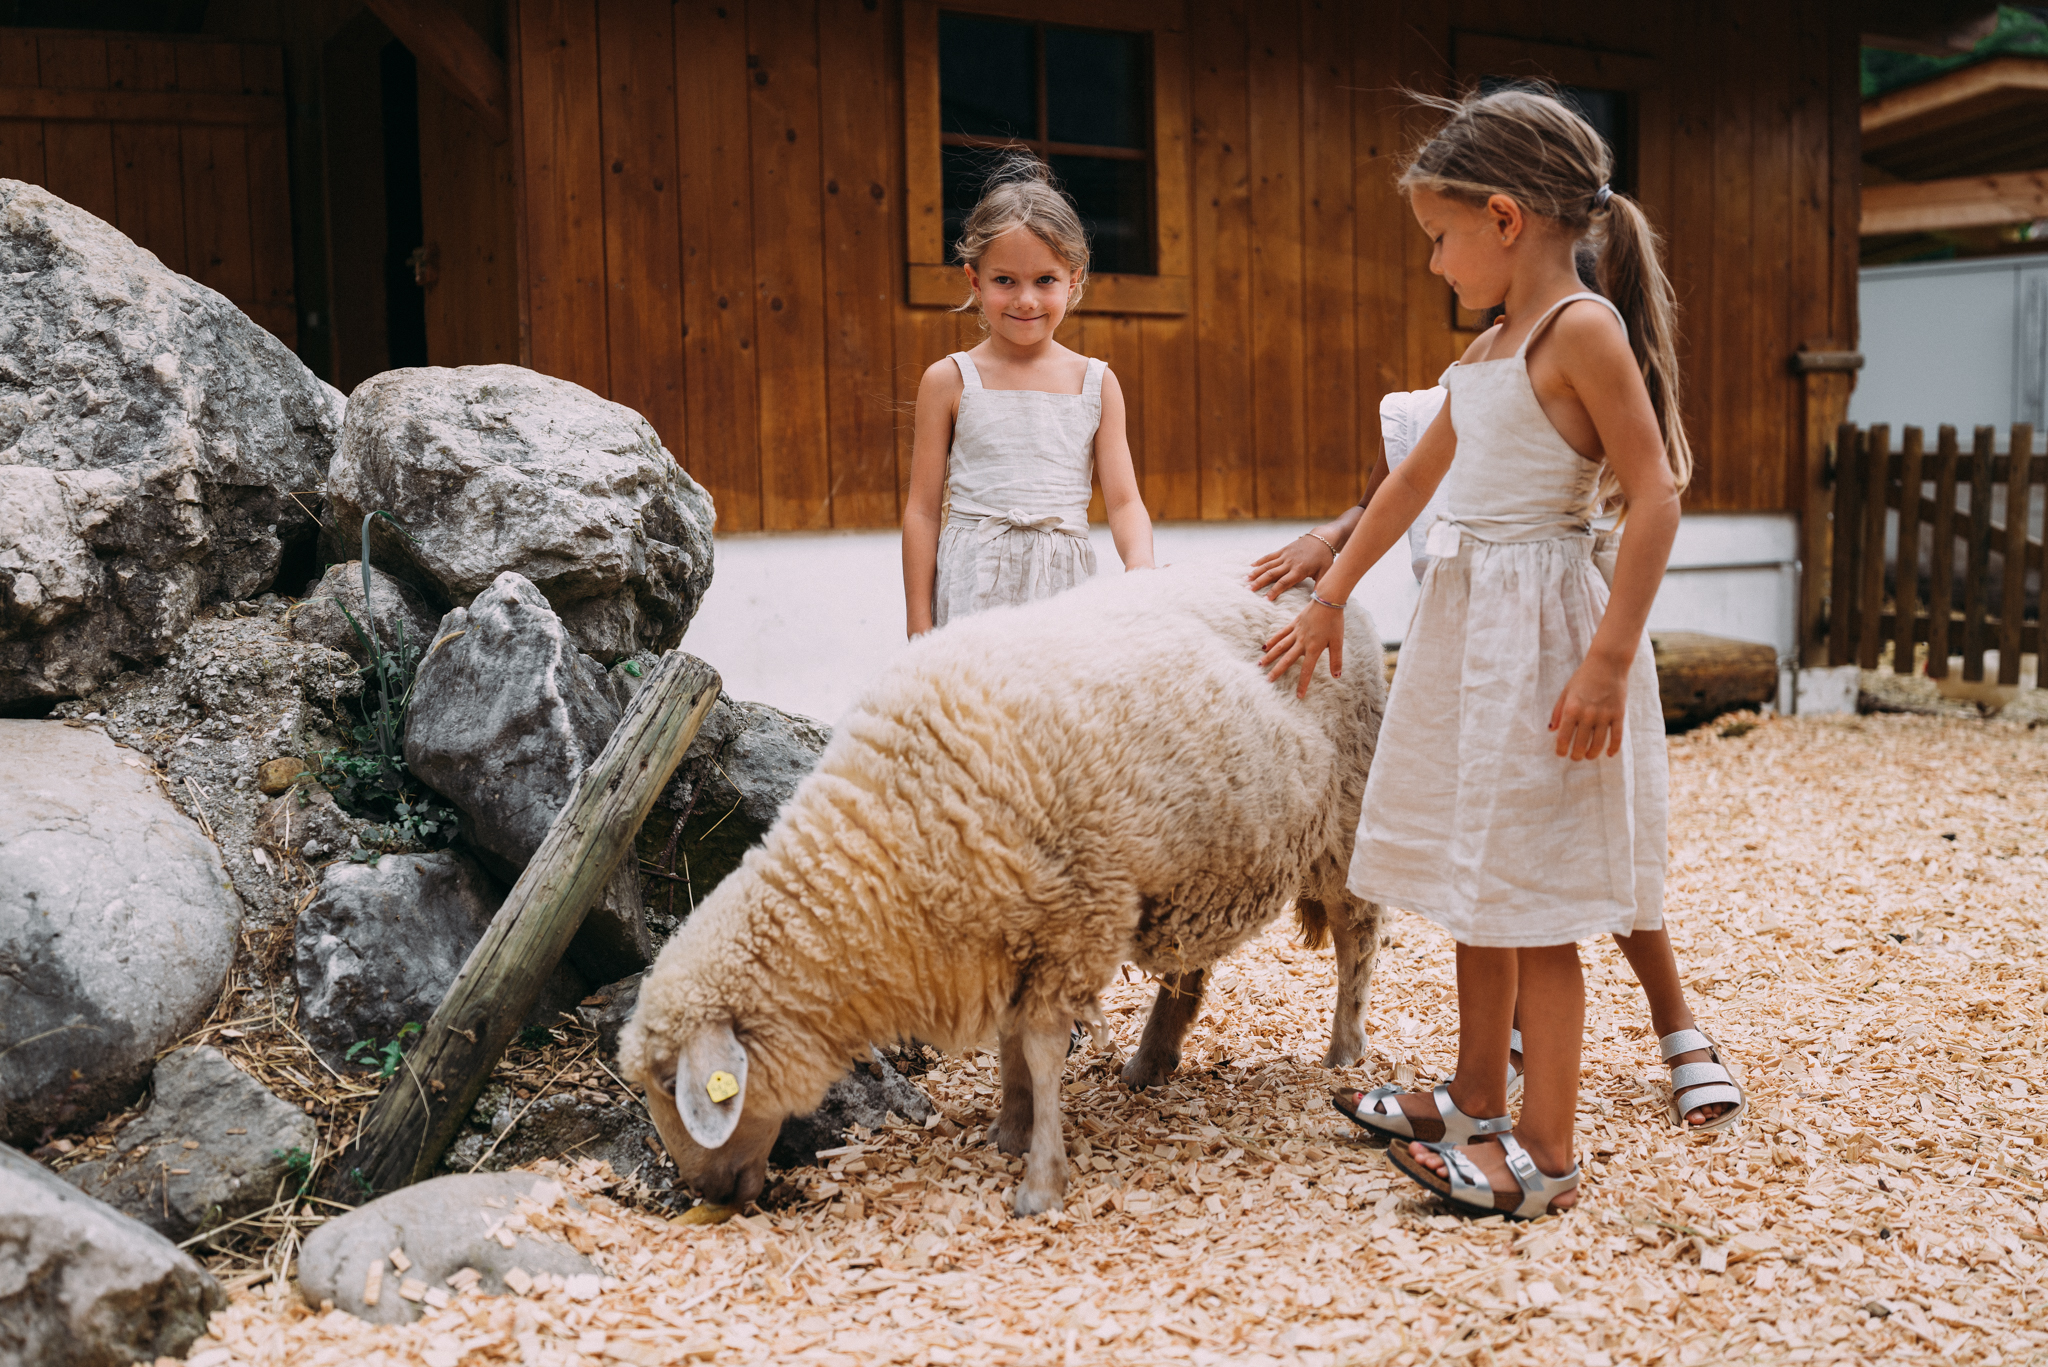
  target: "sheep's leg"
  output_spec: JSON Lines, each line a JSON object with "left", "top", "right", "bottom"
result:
{"left": 1321, "top": 897, "right": 1382, "bottom": 1068}
{"left": 991, "top": 1029, "right": 1034, "bottom": 1156}
{"left": 1010, "top": 1016, "right": 1072, "bottom": 1216}
{"left": 1121, "top": 968, "right": 1207, "bottom": 1089}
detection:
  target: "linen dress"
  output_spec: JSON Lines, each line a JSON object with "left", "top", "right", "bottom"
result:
{"left": 931, "top": 351, "right": 1104, "bottom": 628}
{"left": 1346, "top": 292, "right": 1669, "bottom": 947}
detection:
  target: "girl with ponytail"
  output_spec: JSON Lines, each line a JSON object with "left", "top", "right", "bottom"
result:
{"left": 1259, "top": 85, "right": 1741, "bottom": 1219}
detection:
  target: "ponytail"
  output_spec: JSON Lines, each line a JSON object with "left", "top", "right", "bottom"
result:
{"left": 1594, "top": 192, "right": 1692, "bottom": 497}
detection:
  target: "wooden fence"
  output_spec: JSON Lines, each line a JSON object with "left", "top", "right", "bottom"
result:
{"left": 1827, "top": 422, "right": 2044, "bottom": 685}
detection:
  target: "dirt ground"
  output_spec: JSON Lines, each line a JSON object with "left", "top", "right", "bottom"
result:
{"left": 176, "top": 711, "right": 2048, "bottom": 1366}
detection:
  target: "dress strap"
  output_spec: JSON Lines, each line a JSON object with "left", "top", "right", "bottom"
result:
{"left": 952, "top": 351, "right": 983, "bottom": 389}
{"left": 1514, "top": 291, "right": 1626, "bottom": 358}
{"left": 1083, "top": 356, "right": 1107, "bottom": 399}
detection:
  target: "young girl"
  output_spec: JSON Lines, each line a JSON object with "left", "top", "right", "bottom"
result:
{"left": 1260, "top": 86, "right": 1703, "bottom": 1217}
{"left": 902, "top": 157, "right": 1155, "bottom": 636}
{"left": 1249, "top": 393, "right": 1745, "bottom": 1135}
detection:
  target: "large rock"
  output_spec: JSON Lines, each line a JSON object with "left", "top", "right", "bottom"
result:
{"left": 64, "top": 1046, "right": 317, "bottom": 1242}
{"left": 0, "top": 1141, "right": 225, "bottom": 1367}
{"left": 0, "top": 722, "right": 240, "bottom": 1147}
{"left": 294, "top": 849, "right": 587, "bottom": 1072}
{"left": 326, "top": 365, "right": 715, "bottom": 663}
{"left": 637, "top": 693, "right": 831, "bottom": 904}
{"left": 288, "top": 559, "right": 441, "bottom": 665}
{"left": 405, "top": 572, "right": 651, "bottom": 982}
{"left": 0, "top": 180, "right": 344, "bottom": 706}
{"left": 295, "top": 1172, "right": 599, "bottom": 1325}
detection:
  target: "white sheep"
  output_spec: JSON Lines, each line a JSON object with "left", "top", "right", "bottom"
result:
{"left": 619, "top": 563, "right": 1386, "bottom": 1215}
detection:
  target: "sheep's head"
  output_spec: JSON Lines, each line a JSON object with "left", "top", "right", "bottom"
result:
{"left": 620, "top": 1013, "right": 784, "bottom": 1207}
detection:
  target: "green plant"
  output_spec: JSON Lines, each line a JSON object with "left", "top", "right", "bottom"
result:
{"left": 313, "top": 511, "right": 458, "bottom": 847}
{"left": 344, "top": 1021, "right": 421, "bottom": 1080}
{"left": 273, "top": 1145, "right": 315, "bottom": 1195}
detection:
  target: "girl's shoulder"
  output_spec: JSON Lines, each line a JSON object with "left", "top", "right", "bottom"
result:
{"left": 1455, "top": 323, "right": 1508, "bottom": 366}
{"left": 921, "top": 354, "right": 969, "bottom": 391}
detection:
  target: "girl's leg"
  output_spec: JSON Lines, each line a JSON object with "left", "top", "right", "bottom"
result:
{"left": 1410, "top": 943, "right": 1583, "bottom": 1211}
{"left": 1611, "top": 927, "right": 1732, "bottom": 1126}
{"left": 1347, "top": 944, "right": 1516, "bottom": 1136}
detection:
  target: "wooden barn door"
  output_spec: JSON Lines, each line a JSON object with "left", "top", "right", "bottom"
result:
{"left": 0, "top": 30, "right": 295, "bottom": 348}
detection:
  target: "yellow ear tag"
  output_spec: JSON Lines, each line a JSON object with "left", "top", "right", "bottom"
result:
{"left": 705, "top": 1070, "right": 739, "bottom": 1104}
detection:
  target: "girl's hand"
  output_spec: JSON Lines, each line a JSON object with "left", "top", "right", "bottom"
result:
{"left": 1248, "top": 535, "right": 1336, "bottom": 601}
{"left": 1259, "top": 602, "right": 1345, "bottom": 699}
{"left": 1549, "top": 653, "right": 1629, "bottom": 759}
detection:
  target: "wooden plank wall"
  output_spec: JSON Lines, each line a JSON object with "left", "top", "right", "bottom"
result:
{"left": 0, "top": 30, "right": 296, "bottom": 347}
{"left": 511, "top": 0, "right": 1862, "bottom": 532}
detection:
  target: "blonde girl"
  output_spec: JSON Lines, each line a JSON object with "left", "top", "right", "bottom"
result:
{"left": 902, "top": 156, "right": 1155, "bottom": 636}
{"left": 1261, "top": 86, "right": 1730, "bottom": 1217}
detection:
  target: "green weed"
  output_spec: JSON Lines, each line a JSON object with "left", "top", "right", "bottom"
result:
{"left": 344, "top": 1021, "right": 422, "bottom": 1080}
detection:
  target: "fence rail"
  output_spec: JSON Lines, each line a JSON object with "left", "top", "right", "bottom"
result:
{"left": 1827, "top": 423, "right": 2044, "bottom": 684}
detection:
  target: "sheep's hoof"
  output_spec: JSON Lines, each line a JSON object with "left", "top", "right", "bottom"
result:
{"left": 1011, "top": 1184, "right": 1065, "bottom": 1217}
{"left": 1321, "top": 1034, "right": 1366, "bottom": 1069}
{"left": 1120, "top": 1050, "right": 1178, "bottom": 1090}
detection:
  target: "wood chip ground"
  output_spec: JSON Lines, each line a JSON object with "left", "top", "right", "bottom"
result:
{"left": 168, "top": 713, "right": 2048, "bottom": 1365}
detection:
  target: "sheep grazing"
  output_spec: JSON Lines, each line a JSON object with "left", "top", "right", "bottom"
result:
{"left": 619, "top": 563, "right": 1387, "bottom": 1215}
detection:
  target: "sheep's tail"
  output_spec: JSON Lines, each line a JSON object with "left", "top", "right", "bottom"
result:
{"left": 1293, "top": 897, "right": 1331, "bottom": 952}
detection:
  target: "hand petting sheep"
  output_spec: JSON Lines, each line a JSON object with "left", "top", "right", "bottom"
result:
{"left": 619, "top": 563, "right": 1388, "bottom": 1216}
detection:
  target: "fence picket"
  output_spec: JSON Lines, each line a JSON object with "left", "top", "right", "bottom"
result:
{"left": 1961, "top": 426, "right": 1996, "bottom": 682}
{"left": 1925, "top": 425, "right": 1959, "bottom": 680}
{"left": 1892, "top": 425, "right": 1924, "bottom": 674}
{"left": 1857, "top": 425, "right": 1891, "bottom": 671}
{"left": 1999, "top": 423, "right": 2035, "bottom": 686}
{"left": 1827, "top": 422, "right": 1861, "bottom": 669}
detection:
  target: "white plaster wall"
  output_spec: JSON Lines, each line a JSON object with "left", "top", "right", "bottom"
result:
{"left": 684, "top": 512, "right": 1799, "bottom": 722}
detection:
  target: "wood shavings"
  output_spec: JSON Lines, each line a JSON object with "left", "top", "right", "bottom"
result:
{"left": 180, "top": 714, "right": 2048, "bottom": 1365}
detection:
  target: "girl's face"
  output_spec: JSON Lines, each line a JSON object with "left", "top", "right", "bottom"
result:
{"left": 1411, "top": 187, "right": 1520, "bottom": 313}
{"left": 965, "top": 227, "right": 1079, "bottom": 348}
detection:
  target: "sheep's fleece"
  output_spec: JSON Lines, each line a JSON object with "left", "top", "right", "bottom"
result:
{"left": 620, "top": 563, "right": 1388, "bottom": 1215}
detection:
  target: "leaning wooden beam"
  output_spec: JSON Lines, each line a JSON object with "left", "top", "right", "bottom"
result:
{"left": 364, "top": 0, "right": 509, "bottom": 142}
{"left": 1861, "top": 169, "right": 2048, "bottom": 236}
{"left": 1861, "top": 56, "right": 2048, "bottom": 148}
{"left": 336, "top": 651, "right": 721, "bottom": 1196}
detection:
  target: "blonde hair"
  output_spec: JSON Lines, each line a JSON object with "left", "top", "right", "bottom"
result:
{"left": 952, "top": 151, "right": 1090, "bottom": 313}
{"left": 1400, "top": 85, "right": 1693, "bottom": 500}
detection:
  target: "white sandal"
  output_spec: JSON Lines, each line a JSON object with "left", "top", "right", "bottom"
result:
{"left": 1661, "top": 1028, "right": 1746, "bottom": 1133}
{"left": 1334, "top": 1081, "right": 1512, "bottom": 1146}
{"left": 1393, "top": 1132, "right": 1580, "bottom": 1220}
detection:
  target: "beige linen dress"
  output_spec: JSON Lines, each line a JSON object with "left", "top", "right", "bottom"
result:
{"left": 931, "top": 351, "right": 1103, "bottom": 627}
{"left": 1346, "top": 292, "right": 1669, "bottom": 947}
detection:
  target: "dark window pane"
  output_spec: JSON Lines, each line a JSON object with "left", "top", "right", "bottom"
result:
{"left": 1048, "top": 154, "right": 1152, "bottom": 275}
{"left": 943, "top": 144, "right": 1008, "bottom": 262}
{"left": 940, "top": 13, "right": 1036, "bottom": 139}
{"left": 1044, "top": 28, "right": 1147, "bottom": 149}
{"left": 1475, "top": 77, "right": 1632, "bottom": 193}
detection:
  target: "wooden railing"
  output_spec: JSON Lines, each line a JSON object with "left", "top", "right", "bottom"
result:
{"left": 1826, "top": 423, "right": 2044, "bottom": 684}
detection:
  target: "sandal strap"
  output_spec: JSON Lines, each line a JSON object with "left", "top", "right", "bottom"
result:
{"left": 1674, "top": 1082, "right": 1742, "bottom": 1110}
{"left": 1433, "top": 1083, "right": 1512, "bottom": 1145}
{"left": 1509, "top": 1028, "right": 1524, "bottom": 1055}
{"left": 1668, "top": 1061, "right": 1733, "bottom": 1092}
{"left": 1498, "top": 1134, "right": 1581, "bottom": 1220}
{"left": 1659, "top": 1028, "right": 1714, "bottom": 1060}
{"left": 1355, "top": 1084, "right": 1416, "bottom": 1138}
{"left": 1429, "top": 1141, "right": 1496, "bottom": 1209}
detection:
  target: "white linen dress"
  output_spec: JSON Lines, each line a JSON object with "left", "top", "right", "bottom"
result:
{"left": 931, "top": 351, "right": 1104, "bottom": 627}
{"left": 1346, "top": 293, "right": 1669, "bottom": 948}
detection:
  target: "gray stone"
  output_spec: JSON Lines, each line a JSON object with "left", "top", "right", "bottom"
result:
{"left": 769, "top": 1049, "right": 937, "bottom": 1168}
{"left": 289, "top": 560, "right": 441, "bottom": 665}
{"left": 405, "top": 572, "right": 651, "bottom": 982}
{"left": 0, "top": 722, "right": 241, "bottom": 1148}
{"left": 326, "top": 365, "right": 715, "bottom": 663}
{"left": 638, "top": 693, "right": 831, "bottom": 903}
{"left": 0, "top": 1141, "right": 225, "bottom": 1367}
{"left": 64, "top": 1046, "right": 317, "bottom": 1242}
{"left": 445, "top": 1090, "right": 670, "bottom": 1195}
{"left": 0, "top": 180, "right": 344, "bottom": 706}
{"left": 295, "top": 1172, "right": 599, "bottom": 1325}
{"left": 575, "top": 971, "right": 642, "bottom": 1060}
{"left": 293, "top": 849, "right": 587, "bottom": 1072}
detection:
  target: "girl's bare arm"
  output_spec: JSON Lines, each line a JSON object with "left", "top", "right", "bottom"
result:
{"left": 1246, "top": 452, "right": 1385, "bottom": 599}
{"left": 902, "top": 360, "right": 962, "bottom": 637}
{"left": 1094, "top": 369, "right": 1156, "bottom": 570}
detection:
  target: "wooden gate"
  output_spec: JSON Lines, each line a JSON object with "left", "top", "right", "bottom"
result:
{"left": 1827, "top": 423, "right": 2044, "bottom": 685}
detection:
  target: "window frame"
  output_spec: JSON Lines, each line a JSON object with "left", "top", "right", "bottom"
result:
{"left": 903, "top": 0, "right": 1191, "bottom": 316}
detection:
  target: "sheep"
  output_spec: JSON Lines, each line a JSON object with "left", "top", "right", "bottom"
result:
{"left": 618, "top": 562, "right": 1387, "bottom": 1216}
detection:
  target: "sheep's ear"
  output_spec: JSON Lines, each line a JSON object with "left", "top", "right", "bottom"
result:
{"left": 675, "top": 1022, "right": 748, "bottom": 1149}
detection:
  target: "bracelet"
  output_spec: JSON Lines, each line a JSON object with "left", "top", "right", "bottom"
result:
{"left": 1309, "top": 587, "right": 1346, "bottom": 610}
{"left": 1302, "top": 531, "right": 1338, "bottom": 562}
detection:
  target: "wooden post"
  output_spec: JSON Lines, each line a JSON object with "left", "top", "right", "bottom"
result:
{"left": 1792, "top": 349, "right": 1862, "bottom": 667}
{"left": 1999, "top": 424, "right": 2035, "bottom": 686}
{"left": 335, "top": 652, "right": 722, "bottom": 1197}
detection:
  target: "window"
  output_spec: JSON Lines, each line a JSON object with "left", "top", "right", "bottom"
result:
{"left": 902, "top": 0, "right": 1190, "bottom": 316}
{"left": 938, "top": 13, "right": 1154, "bottom": 275}
{"left": 1476, "top": 75, "right": 1633, "bottom": 195}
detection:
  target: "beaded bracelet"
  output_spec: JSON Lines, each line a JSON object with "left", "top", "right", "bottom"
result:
{"left": 1309, "top": 587, "right": 1346, "bottom": 610}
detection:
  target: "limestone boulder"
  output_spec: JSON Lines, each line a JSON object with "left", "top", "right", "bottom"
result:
{"left": 0, "top": 180, "right": 344, "bottom": 705}
{"left": 326, "top": 364, "right": 714, "bottom": 662}
{"left": 64, "top": 1046, "right": 317, "bottom": 1242}
{"left": 288, "top": 559, "right": 441, "bottom": 665}
{"left": 0, "top": 1141, "right": 225, "bottom": 1367}
{"left": 293, "top": 849, "right": 587, "bottom": 1072}
{"left": 295, "top": 1172, "right": 599, "bottom": 1326}
{"left": 404, "top": 572, "right": 651, "bottom": 982}
{"left": 0, "top": 722, "right": 241, "bottom": 1147}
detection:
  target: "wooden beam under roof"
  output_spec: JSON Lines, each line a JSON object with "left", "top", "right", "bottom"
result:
{"left": 1863, "top": 54, "right": 2048, "bottom": 149}
{"left": 364, "top": 0, "right": 508, "bottom": 143}
{"left": 1861, "top": 168, "right": 2048, "bottom": 234}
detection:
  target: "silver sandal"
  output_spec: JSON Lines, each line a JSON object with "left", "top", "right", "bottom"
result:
{"left": 1661, "top": 1028, "right": 1746, "bottom": 1133}
{"left": 1334, "top": 1081, "right": 1511, "bottom": 1145}
{"left": 1507, "top": 1028, "right": 1525, "bottom": 1104}
{"left": 1394, "top": 1132, "right": 1581, "bottom": 1220}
